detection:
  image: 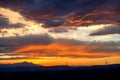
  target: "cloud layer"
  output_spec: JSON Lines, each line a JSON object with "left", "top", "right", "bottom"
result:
{"left": 0, "top": 34, "right": 120, "bottom": 58}
{"left": 0, "top": 0, "right": 119, "bottom": 28}
{"left": 90, "top": 24, "right": 120, "bottom": 36}
{"left": 0, "top": 14, "right": 24, "bottom": 29}
{"left": 0, "top": 34, "right": 54, "bottom": 48}
{"left": 12, "top": 42, "right": 120, "bottom": 58}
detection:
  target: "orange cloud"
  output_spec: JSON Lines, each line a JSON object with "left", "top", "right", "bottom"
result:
{"left": 67, "top": 19, "right": 93, "bottom": 25}
{"left": 66, "top": 10, "right": 120, "bottom": 26}
{"left": 13, "top": 43, "right": 120, "bottom": 58}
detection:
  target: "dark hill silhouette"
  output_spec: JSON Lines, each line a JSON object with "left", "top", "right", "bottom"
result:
{"left": 0, "top": 63, "right": 120, "bottom": 80}
{"left": 0, "top": 62, "right": 120, "bottom": 72}
{"left": 8, "top": 61, "right": 40, "bottom": 67}
{"left": 0, "top": 61, "right": 40, "bottom": 67}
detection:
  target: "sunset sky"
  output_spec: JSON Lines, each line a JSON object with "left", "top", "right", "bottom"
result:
{"left": 0, "top": 0, "right": 120, "bottom": 66}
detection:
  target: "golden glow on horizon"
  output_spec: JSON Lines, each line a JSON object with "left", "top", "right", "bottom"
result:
{"left": 0, "top": 56, "right": 120, "bottom": 66}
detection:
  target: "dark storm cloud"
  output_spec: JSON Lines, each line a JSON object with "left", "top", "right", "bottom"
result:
{"left": 0, "top": 34, "right": 54, "bottom": 48}
{"left": 0, "top": 0, "right": 119, "bottom": 28}
{"left": 0, "top": 47, "right": 17, "bottom": 53}
{"left": 0, "top": 14, "right": 24, "bottom": 29}
{"left": 89, "top": 24, "right": 120, "bottom": 36}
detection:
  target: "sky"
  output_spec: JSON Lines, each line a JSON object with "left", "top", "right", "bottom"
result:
{"left": 0, "top": 0, "right": 120, "bottom": 66}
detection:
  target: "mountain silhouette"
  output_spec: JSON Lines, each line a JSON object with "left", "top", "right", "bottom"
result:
{"left": 0, "top": 62, "right": 120, "bottom": 72}
{"left": 0, "top": 62, "right": 40, "bottom": 67}
{"left": 10, "top": 61, "right": 39, "bottom": 67}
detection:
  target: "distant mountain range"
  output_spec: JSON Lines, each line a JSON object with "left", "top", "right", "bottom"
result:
{"left": 0, "top": 62, "right": 39, "bottom": 67}
{"left": 0, "top": 62, "right": 120, "bottom": 72}
{"left": 11, "top": 62, "right": 37, "bottom": 66}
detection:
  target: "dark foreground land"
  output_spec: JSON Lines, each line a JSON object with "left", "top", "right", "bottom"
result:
{"left": 0, "top": 69, "right": 120, "bottom": 80}
{"left": 0, "top": 64, "right": 120, "bottom": 80}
